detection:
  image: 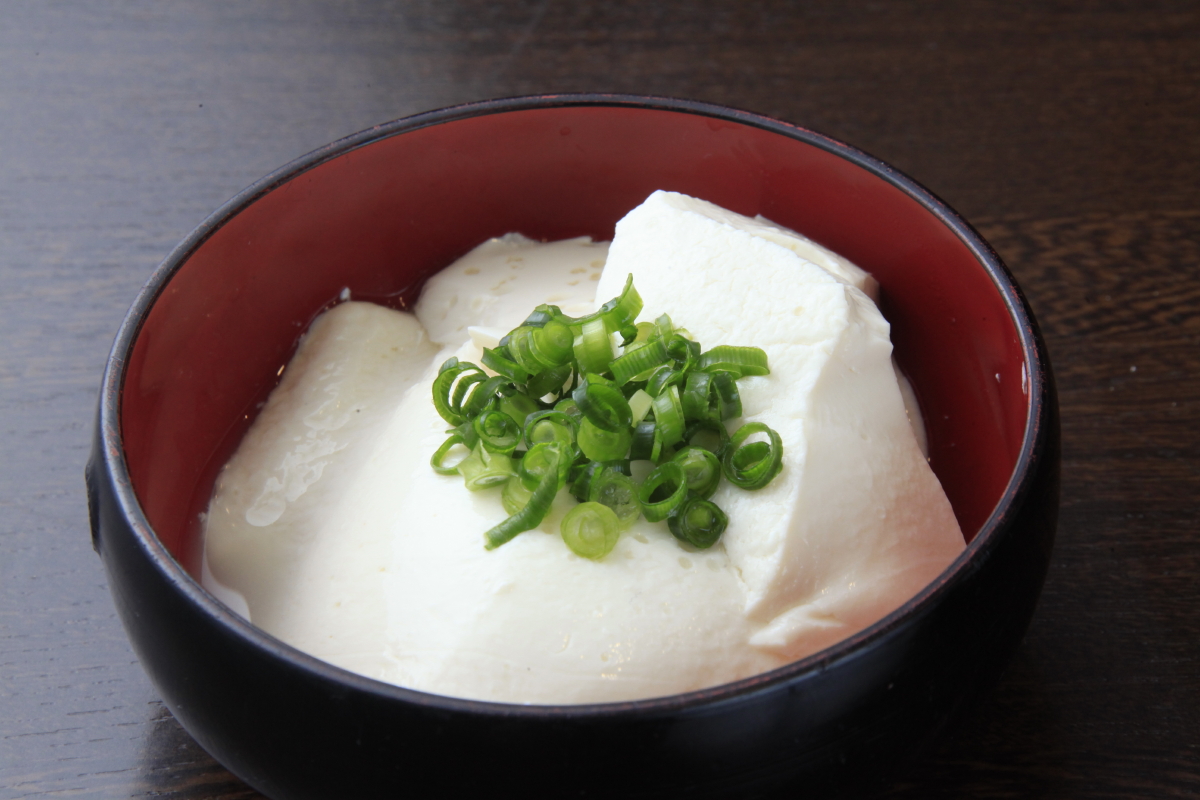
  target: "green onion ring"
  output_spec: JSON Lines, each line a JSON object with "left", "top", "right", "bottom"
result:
{"left": 530, "top": 319, "right": 574, "bottom": 367}
{"left": 458, "top": 442, "right": 517, "bottom": 491}
{"left": 668, "top": 495, "right": 729, "bottom": 549}
{"left": 521, "top": 410, "right": 579, "bottom": 451}
{"left": 526, "top": 363, "right": 574, "bottom": 399}
{"left": 462, "top": 375, "right": 512, "bottom": 419}
{"left": 481, "top": 347, "right": 529, "bottom": 384}
{"left": 651, "top": 384, "right": 685, "bottom": 447}
{"left": 666, "top": 334, "right": 700, "bottom": 370}
{"left": 472, "top": 408, "right": 521, "bottom": 455}
{"left": 672, "top": 446, "right": 722, "bottom": 499}
{"left": 682, "top": 370, "right": 717, "bottom": 421}
{"left": 430, "top": 433, "right": 467, "bottom": 475}
{"left": 698, "top": 345, "right": 770, "bottom": 378}
{"left": 520, "top": 304, "right": 561, "bottom": 328}
{"left": 723, "top": 422, "right": 784, "bottom": 489}
{"left": 638, "top": 461, "right": 688, "bottom": 522}
{"left": 711, "top": 371, "right": 742, "bottom": 420}
{"left": 588, "top": 468, "right": 641, "bottom": 530}
{"left": 501, "top": 475, "right": 534, "bottom": 515}
{"left": 681, "top": 418, "right": 730, "bottom": 457}
{"left": 610, "top": 338, "right": 667, "bottom": 385}
{"left": 578, "top": 417, "right": 632, "bottom": 462}
{"left": 572, "top": 375, "right": 632, "bottom": 432}
{"left": 560, "top": 501, "right": 622, "bottom": 559}
{"left": 432, "top": 358, "right": 487, "bottom": 425}
{"left": 629, "top": 419, "right": 657, "bottom": 462}
{"left": 485, "top": 444, "right": 565, "bottom": 549}
{"left": 645, "top": 364, "right": 685, "bottom": 397}
{"left": 519, "top": 441, "right": 572, "bottom": 491}
{"left": 574, "top": 318, "right": 614, "bottom": 375}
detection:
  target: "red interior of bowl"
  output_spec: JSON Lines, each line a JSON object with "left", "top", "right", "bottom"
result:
{"left": 119, "top": 103, "right": 1027, "bottom": 575}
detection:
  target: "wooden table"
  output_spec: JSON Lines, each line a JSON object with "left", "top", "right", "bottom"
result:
{"left": 3, "top": 2, "right": 1197, "bottom": 797}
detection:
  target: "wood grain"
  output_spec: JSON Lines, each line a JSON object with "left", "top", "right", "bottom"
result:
{"left": 2, "top": 1, "right": 1197, "bottom": 798}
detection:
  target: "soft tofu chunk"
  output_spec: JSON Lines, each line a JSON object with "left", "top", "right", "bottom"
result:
{"left": 596, "top": 190, "right": 964, "bottom": 658}
{"left": 415, "top": 234, "right": 607, "bottom": 345}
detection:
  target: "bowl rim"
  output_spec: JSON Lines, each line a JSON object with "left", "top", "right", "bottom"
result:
{"left": 97, "top": 92, "right": 1050, "bottom": 719}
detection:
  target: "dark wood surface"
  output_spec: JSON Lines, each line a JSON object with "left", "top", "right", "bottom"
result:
{"left": 2, "top": 2, "right": 1197, "bottom": 797}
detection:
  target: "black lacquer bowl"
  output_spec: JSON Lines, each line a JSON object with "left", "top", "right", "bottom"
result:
{"left": 87, "top": 95, "right": 1058, "bottom": 799}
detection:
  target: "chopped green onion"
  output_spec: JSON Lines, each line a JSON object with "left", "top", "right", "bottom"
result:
{"left": 627, "top": 389, "right": 653, "bottom": 424}
{"left": 699, "top": 345, "right": 770, "bottom": 378}
{"left": 638, "top": 462, "right": 688, "bottom": 522}
{"left": 501, "top": 475, "right": 534, "bottom": 515}
{"left": 654, "top": 313, "right": 674, "bottom": 341}
{"left": 430, "top": 275, "right": 779, "bottom": 556}
{"left": 711, "top": 371, "right": 742, "bottom": 420}
{"left": 520, "top": 304, "right": 561, "bottom": 328}
{"left": 645, "top": 364, "right": 684, "bottom": 397}
{"left": 430, "top": 433, "right": 467, "bottom": 475}
{"left": 578, "top": 417, "right": 632, "bottom": 462}
{"left": 574, "top": 317, "right": 614, "bottom": 375}
{"left": 572, "top": 374, "right": 632, "bottom": 433}
{"left": 629, "top": 419, "right": 658, "bottom": 462}
{"left": 668, "top": 496, "right": 728, "bottom": 549}
{"left": 651, "top": 385, "right": 685, "bottom": 447}
{"left": 560, "top": 502, "right": 621, "bottom": 559}
{"left": 458, "top": 442, "right": 517, "bottom": 491}
{"left": 682, "top": 419, "right": 730, "bottom": 456}
{"left": 723, "top": 422, "right": 784, "bottom": 489}
{"left": 485, "top": 444, "right": 564, "bottom": 549}
{"left": 432, "top": 358, "right": 487, "bottom": 425}
{"left": 453, "top": 418, "right": 480, "bottom": 451}
{"left": 473, "top": 409, "right": 521, "bottom": 455}
{"left": 526, "top": 363, "right": 573, "bottom": 399}
{"left": 681, "top": 371, "right": 714, "bottom": 421}
{"left": 588, "top": 468, "right": 641, "bottom": 530}
{"left": 666, "top": 334, "right": 701, "bottom": 370}
{"left": 457, "top": 374, "right": 512, "bottom": 422}
{"left": 519, "top": 441, "right": 572, "bottom": 491}
{"left": 673, "top": 446, "right": 722, "bottom": 499}
{"left": 481, "top": 347, "right": 529, "bottom": 384}
{"left": 506, "top": 326, "right": 541, "bottom": 373}
{"left": 553, "top": 397, "right": 582, "bottom": 420}
{"left": 610, "top": 338, "right": 667, "bottom": 385}
{"left": 498, "top": 394, "right": 539, "bottom": 429}
{"left": 569, "top": 460, "right": 605, "bottom": 502}
{"left": 598, "top": 275, "right": 643, "bottom": 331}
{"left": 522, "top": 410, "right": 578, "bottom": 451}
{"left": 531, "top": 319, "right": 574, "bottom": 367}
{"left": 563, "top": 275, "right": 644, "bottom": 334}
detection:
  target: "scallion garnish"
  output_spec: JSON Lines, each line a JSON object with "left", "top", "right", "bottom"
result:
{"left": 458, "top": 442, "right": 517, "bottom": 491}
{"left": 484, "top": 442, "right": 566, "bottom": 550}
{"left": 668, "top": 496, "right": 729, "bottom": 549}
{"left": 638, "top": 462, "right": 688, "bottom": 522}
{"left": 560, "top": 502, "right": 622, "bottom": 559}
{"left": 673, "top": 446, "right": 723, "bottom": 499}
{"left": 472, "top": 409, "right": 521, "bottom": 455}
{"left": 430, "top": 433, "right": 467, "bottom": 475}
{"left": 723, "top": 422, "right": 784, "bottom": 489}
{"left": 697, "top": 345, "right": 770, "bottom": 378}
{"left": 588, "top": 467, "right": 641, "bottom": 530}
{"left": 430, "top": 275, "right": 783, "bottom": 556}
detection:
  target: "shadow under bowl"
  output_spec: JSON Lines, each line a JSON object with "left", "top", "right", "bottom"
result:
{"left": 87, "top": 94, "right": 1058, "bottom": 800}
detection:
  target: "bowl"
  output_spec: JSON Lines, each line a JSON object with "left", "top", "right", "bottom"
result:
{"left": 87, "top": 94, "right": 1058, "bottom": 799}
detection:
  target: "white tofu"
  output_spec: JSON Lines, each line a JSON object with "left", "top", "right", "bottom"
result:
{"left": 415, "top": 234, "right": 606, "bottom": 345}
{"left": 596, "top": 191, "right": 963, "bottom": 657}
{"left": 203, "top": 301, "right": 439, "bottom": 678}
{"left": 203, "top": 191, "right": 964, "bottom": 704}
